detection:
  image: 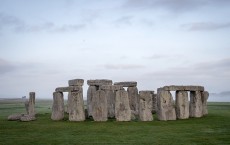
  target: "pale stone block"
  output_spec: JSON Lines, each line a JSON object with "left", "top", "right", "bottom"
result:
{"left": 127, "top": 87, "right": 139, "bottom": 112}
{"left": 114, "top": 81, "right": 137, "bottom": 87}
{"left": 68, "top": 79, "right": 84, "bottom": 86}
{"left": 51, "top": 92, "right": 65, "bottom": 121}
{"left": 87, "top": 86, "right": 97, "bottom": 117}
{"left": 139, "top": 91, "right": 153, "bottom": 121}
{"left": 87, "top": 79, "right": 112, "bottom": 86}
{"left": 176, "top": 91, "right": 189, "bottom": 119}
{"left": 189, "top": 91, "right": 203, "bottom": 118}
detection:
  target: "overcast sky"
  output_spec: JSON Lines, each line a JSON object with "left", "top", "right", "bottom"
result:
{"left": 0, "top": 0, "right": 230, "bottom": 101}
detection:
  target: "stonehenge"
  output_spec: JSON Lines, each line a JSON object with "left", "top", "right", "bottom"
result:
{"left": 49, "top": 79, "right": 209, "bottom": 122}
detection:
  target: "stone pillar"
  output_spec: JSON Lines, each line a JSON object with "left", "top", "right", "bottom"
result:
{"left": 69, "top": 89, "right": 85, "bottom": 121}
{"left": 24, "top": 100, "right": 29, "bottom": 114}
{"left": 127, "top": 87, "right": 139, "bottom": 112}
{"left": 156, "top": 89, "right": 176, "bottom": 121}
{"left": 51, "top": 92, "right": 65, "bottom": 120}
{"left": 28, "top": 92, "right": 35, "bottom": 116}
{"left": 115, "top": 90, "right": 131, "bottom": 121}
{"left": 189, "top": 91, "right": 203, "bottom": 118}
{"left": 92, "top": 90, "right": 108, "bottom": 121}
{"left": 202, "top": 91, "right": 209, "bottom": 116}
{"left": 87, "top": 86, "right": 97, "bottom": 117}
{"left": 105, "top": 90, "right": 116, "bottom": 118}
{"left": 175, "top": 91, "right": 189, "bottom": 119}
{"left": 139, "top": 91, "right": 153, "bottom": 121}
{"left": 152, "top": 93, "right": 157, "bottom": 114}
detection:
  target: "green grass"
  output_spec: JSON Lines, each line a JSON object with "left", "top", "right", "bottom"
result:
{"left": 0, "top": 99, "right": 230, "bottom": 145}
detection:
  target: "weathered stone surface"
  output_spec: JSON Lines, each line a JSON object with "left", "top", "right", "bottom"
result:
{"left": 28, "top": 92, "right": 35, "bottom": 116}
{"left": 189, "top": 91, "right": 203, "bottom": 118}
{"left": 51, "top": 92, "right": 65, "bottom": 120}
{"left": 131, "top": 110, "right": 139, "bottom": 120}
{"left": 8, "top": 114, "right": 23, "bottom": 121}
{"left": 87, "top": 86, "right": 97, "bottom": 117}
{"left": 127, "top": 87, "right": 139, "bottom": 112}
{"left": 69, "top": 89, "right": 85, "bottom": 121}
{"left": 176, "top": 91, "right": 189, "bottom": 119}
{"left": 105, "top": 90, "right": 116, "bottom": 118}
{"left": 100, "top": 85, "right": 123, "bottom": 91}
{"left": 139, "top": 91, "right": 153, "bottom": 121}
{"left": 202, "top": 91, "right": 209, "bottom": 115}
{"left": 55, "top": 86, "right": 81, "bottom": 92}
{"left": 92, "top": 90, "right": 108, "bottom": 121}
{"left": 87, "top": 79, "right": 112, "bottom": 86}
{"left": 162, "top": 85, "right": 204, "bottom": 91}
{"left": 114, "top": 81, "right": 137, "bottom": 87}
{"left": 68, "top": 79, "right": 84, "bottom": 86}
{"left": 20, "top": 115, "right": 36, "bottom": 122}
{"left": 156, "top": 90, "right": 176, "bottom": 121}
{"left": 152, "top": 93, "right": 157, "bottom": 113}
{"left": 25, "top": 100, "right": 29, "bottom": 114}
{"left": 115, "top": 90, "right": 131, "bottom": 121}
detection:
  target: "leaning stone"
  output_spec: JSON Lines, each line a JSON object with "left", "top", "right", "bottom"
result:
{"left": 25, "top": 100, "right": 29, "bottom": 114}
{"left": 28, "top": 92, "right": 35, "bottom": 116}
{"left": 105, "top": 90, "right": 116, "bottom": 118}
{"left": 8, "top": 114, "right": 23, "bottom": 121}
{"left": 127, "top": 87, "right": 139, "bottom": 112}
{"left": 100, "top": 85, "right": 123, "bottom": 91}
{"left": 115, "top": 90, "right": 131, "bottom": 121}
{"left": 87, "top": 79, "right": 112, "bottom": 86}
{"left": 87, "top": 86, "right": 97, "bottom": 117}
{"left": 202, "top": 91, "right": 209, "bottom": 115}
{"left": 69, "top": 89, "right": 85, "bottom": 121}
{"left": 68, "top": 79, "right": 84, "bottom": 86}
{"left": 156, "top": 90, "right": 176, "bottom": 121}
{"left": 189, "top": 91, "right": 203, "bottom": 118}
{"left": 51, "top": 92, "right": 65, "bottom": 121}
{"left": 55, "top": 86, "right": 81, "bottom": 92}
{"left": 139, "top": 91, "right": 153, "bottom": 121}
{"left": 114, "top": 81, "right": 137, "bottom": 87}
{"left": 92, "top": 90, "right": 108, "bottom": 121}
{"left": 20, "top": 115, "right": 36, "bottom": 122}
{"left": 175, "top": 91, "right": 189, "bottom": 119}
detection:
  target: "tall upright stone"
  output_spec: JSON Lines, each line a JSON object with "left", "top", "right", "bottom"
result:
{"left": 28, "top": 92, "right": 35, "bottom": 116}
{"left": 24, "top": 100, "right": 29, "bottom": 114}
{"left": 69, "top": 89, "right": 85, "bottom": 121}
{"left": 139, "top": 91, "right": 153, "bottom": 121}
{"left": 202, "top": 91, "right": 209, "bottom": 116}
{"left": 105, "top": 90, "right": 116, "bottom": 118}
{"left": 127, "top": 87, "right": 139, "bottom": 112}
{"left": 115, "top": 90, "right": 131, "bottom": 121}
{"left": 189, "top": 91, "right": 203, "bottom": 118}
{"left": 176, "top": 91, "right": 189, "bottom": 119}
{"left": 157, "top": 90, "right": 176, "bottom": 121}
{"left": 87, "top": 86, "right": 97, "bottom": 117}
{"left": 152, "top": 93, "right": 157, "bottom": 113}
{"left": 92, "top": 90, "right": 108, "bottom": 121}
{"left": 51, "top": 92, "right": 65, "bottom": 120}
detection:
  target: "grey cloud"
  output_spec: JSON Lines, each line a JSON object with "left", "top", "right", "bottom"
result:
{"left": 181, "top": 22, "right": 230, "bottom": 31}
{"left": 0, "top": 58, "right": 15, "bottom": 74}
{"left": 113, "top": 16, "right": 133, "bottom": 26}
{"left": 105, "top": 64, "right": 145, "bottom": 70}
{"left": 0, "top": 12, "right": 24, "bottom": 29}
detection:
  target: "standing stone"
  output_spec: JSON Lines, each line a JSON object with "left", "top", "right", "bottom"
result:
{"left": 105, "top": 90, "right": 116, "bottom": 118}
{"left": 176, "top": 91, "right": 189, "bottom": 119}
{"left": 92, "top": 90, "right": 108, "bottom": 121}
{"left": 28, "top": 92, "right": 35, "bottom": 116}
{"left": 67, "top": 92, "right": 71, "bottom": 113}
{"left": 139, "top": 91, "right": 153, "bottom": 121}
{"left": 156, "top": 90, "right": 176, "bottom": 121}
{"left": 87, "top": 86, "right": 97, "bottom": 117}
{"left": 51, "top": 92, "right": 65, "bottom": 121}
{"left": 202, "top": 91, "right": 209, "bottom": 115}
{"left": 25, "top": 100, "right": 29, "bottom": 114}
{"left": 189, "top": 91, "right": 203, "bottom": 118}
{"left": 127, "top": 87, "right": 139, "bottom": 112}
{"left": 69, "top": 89, "right": 85, "bottom": 121}
{"left": 152, "top": 93, "right": 157, "bottom": 113}
{"left": 115, "top": 90, "right": 131, "bottom": 121}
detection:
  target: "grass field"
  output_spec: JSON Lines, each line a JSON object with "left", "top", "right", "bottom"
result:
{"left": 0, "top": 99, "right": 230, "bottom": 145}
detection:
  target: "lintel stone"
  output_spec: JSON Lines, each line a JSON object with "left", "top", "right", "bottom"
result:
{"left": 55, "top": 86, "right": 81, "bottom": 92}
{"left": 68, "top": 79, "right": 84, "bottom": 86}
{"left": 162, "top": 85, "right": 204, "bottom": 91}
{"left": 114, "top": 81, "right": 137, "bottom": 87}
{"left": 87, "top": 79, "right": 112, "bottom": 86}
{"left": 100, "top": 85, "right": 123, "bottom": 91}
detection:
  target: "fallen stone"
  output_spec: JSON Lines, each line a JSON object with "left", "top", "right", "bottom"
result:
{"left": 156, "top": 90, "right": 176, "bottom": 121}
{"left": 51, "top": 92, "right": 65, "bottom": 121}
{"left": 139, "top": 91, "right": 153, "bottom": 121}
{"left": 202, "top": 91, "right": 209, "bottom": 115}
{"left": 8, "top": 114, "right": 23, "bottom": 121}
{"left": 87, "top": 79, "right": 112, "bottom": 86}
{"left": 28, "top": 92, "right": 35, "bottom": 116}
{"left": 114, "top": 81, "right": 137, "bottom": 87}
{"left": 69, "top": 89, "right": 85, "bottom": 121}
{"left": 92, "top": 90, "right": 108, "bottom": 121}
{"left": 127, "top": 87, "right": 139, "bottom": 112}
{"left": 87, "top": 86, "right": 97, "bottom": 117}
{"left": 189, "top": 91, "right": 203, "bottom": 118}
{"left": 68, "top": 79, "right": 84, "bottom": 86}
{"left": 162, "top": 85, "right": 204, "bottom": 91}
{"left": 115, "top": 90, "right": 131, "bottom": 121}
{"left": 20, "top": 115, "right": 36, "bottom": 122}
{"left": 175, "top": 91, "right": 189, "bottom": 119}
{"left": 55, "top": 86, "right": 81, "bottom": 92}
{"left": 100, "top": 85, "right": 123, "bottom": 91}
